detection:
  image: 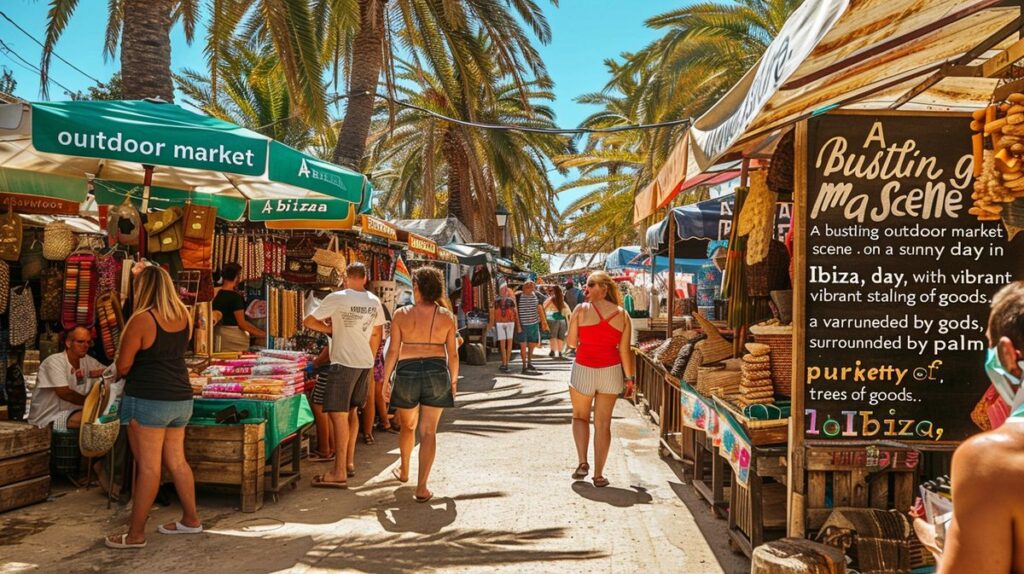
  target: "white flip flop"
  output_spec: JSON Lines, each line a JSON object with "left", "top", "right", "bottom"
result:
{"left": 105, "top": 533, "right": 147, "bottom": 549}
{"left": 157, "top": 521, "right": 204, "bottom": 535}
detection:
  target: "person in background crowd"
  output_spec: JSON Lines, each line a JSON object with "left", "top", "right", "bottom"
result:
{"left": 566, "top": 271, "right": 634, "bottom": 488}
{"left": 933, "top": 282, "right": 1024, "bottom": 573}
{"left": 304, "top": 262, "right": 385, "bottom": 489}
{"left": 382, "top": 267, "right": 459, "bottom": 503}
{"left": 29, "top": 326, "right": 108, "bottom": 487}
{"left": 544, "top": 285, "right": 571, "bottom": 360}
{"left": 107, "top": 266, "right": 200, "bottom": 549}
{"left": 371, "top": 311, "right": 401, "bottom": 436}
{"left": 212, "top": 263, "right": 265, "bottom": 352}
{"left": 489, "top": 284, "right": 520, "bottom": 373}
{"left": 516, "top": 281, "right": 548, "bottom": 375}
{"left": 309, "top": 345, "right": 335, "bottom": 461}
{"left": 362, "top": 306, "right": 393, "bottom": 445}
{"left": 564, "top": 280, "right": 582, "bottom": 311}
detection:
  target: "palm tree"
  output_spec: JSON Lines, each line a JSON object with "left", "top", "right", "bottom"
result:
{"left": 367, "top": 56, "right": 566, "bottom": 245}
{"left": 42, "top": 0, "right": 181, "bottom": 100}
{"left": 175, "top": 40, "right": 327, "bottom": 152}
{"left": 558, "top": 0, "right": 801, "bottom": 252}
{"left": 42, "top": 0, "right": 328, "bottom": 124}
{"left": 330, "top": 0, "right": 557, "bottom": 172}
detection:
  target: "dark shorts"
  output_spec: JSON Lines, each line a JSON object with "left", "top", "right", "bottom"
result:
{"left": 311, "top": 366, "right": 329, "bottom": 406}
{"left": 390, "top": 358, "right": 455, "bottom": 409}
{"left": 516, "top": 323, "right": 541, "bottom": 345}
{"left": 120, "top": 396, "right": 194, "bottom": 428}
{"left": 322, "top": 364, "right": 370, "bottom": 413}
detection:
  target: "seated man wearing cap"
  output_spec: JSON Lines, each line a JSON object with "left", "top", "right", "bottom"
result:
{"left": 29, "top": 326, "right": 107, "bottom": 432}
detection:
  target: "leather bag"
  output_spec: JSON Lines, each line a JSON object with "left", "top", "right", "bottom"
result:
{"left": 145, "top": 207, "right": 184, "bottom": 253}
{"left": 183, "top": 203, "right": 216, "bottom": 241}
{"left": 19, "top": 234, "right": 45, "bottom": 281}
{"left": 0, "top": 210, "right": 22, "bottom": 261}
{"left": 39, "top": 268, "right": 62, "bottom": 321}
{"left": 181, "top": 237, "right": 213, "bottom": 270}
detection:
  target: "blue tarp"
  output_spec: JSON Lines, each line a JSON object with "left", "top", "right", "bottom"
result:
{"left": 646, "top": 193, "right": 792, "bottom": 251}
{"left": 605, "top": 246, "right": 643, "bottom": 271}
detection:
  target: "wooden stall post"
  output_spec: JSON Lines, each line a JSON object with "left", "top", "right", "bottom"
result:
{"left": 788, "top": 120, "right": 809, "bottom": 538}
{"left": 666, "top": 214, "right": 676, "bottom": 337}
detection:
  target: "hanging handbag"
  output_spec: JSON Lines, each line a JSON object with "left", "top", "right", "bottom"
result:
{"left": 43, "top": 221, "right": 75, "bottom": 261}
{"left": 196, "top": 270, "right": 216, "bottom": 303}
{"left": 0, "top": 210, "right": 22, "bottom": 262}
{"left": 39, "top": 268, "right": 63, "bottom": 321}
{"left": 9, "top": 284, "right": 36, "bottom": 346}
{"left": 283, "top": 236, "right": 317, "bottom": 284}
{"left": 107, "top": 198, "right": 143, "bottom": 247}
{"left": 97, "top": 254, "right": 121, "bottom": 295}
{"left": 144, "top": 207, "right": 184, "bottom": 253}
{"left": 313, "top": 235, "right": 346, "bottom": 281}
{"left": 183, "top": 203, "right": 216, "bottom": 241}
{"left": 19, "top": 234, "right": 45, "bottom": 281}
{"left": 38, "top": 326, "right": 60, "bottom": 362}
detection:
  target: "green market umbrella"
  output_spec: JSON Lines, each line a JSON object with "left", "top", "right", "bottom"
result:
{"left": 0, "top": 100, "right": 372, "bottom": 219}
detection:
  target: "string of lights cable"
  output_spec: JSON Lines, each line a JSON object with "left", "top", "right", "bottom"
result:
{"left": 0, "top": 38, "right": 76, "bottom": 95}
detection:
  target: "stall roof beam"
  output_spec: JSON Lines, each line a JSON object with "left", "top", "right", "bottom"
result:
{"left": 982, "top": 36, "right": 1024, "bottom": 77}
{"left": 889, "top": 12, "right": 1024, "bottom": 108}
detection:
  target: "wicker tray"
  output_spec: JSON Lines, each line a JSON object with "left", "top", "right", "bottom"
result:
{"left": 714, "top": 396, "right": 790, "bottom": 446}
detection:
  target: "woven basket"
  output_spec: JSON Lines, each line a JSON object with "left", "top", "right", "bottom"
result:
{"left": 767, "top": 128, "right": 795, "bottom": 198}
{"left": 746, "top": 239, "right": 791, "bottom": 297}
{"left": 693, "top": 311, "right": 733, "bottom": 363}
{"left": 750, "top": 322, "right": 794, "bottom": 397}
{"left": 683, "top": 348, "right": 705, "bottom": 384}
{"left": 657, "top": 335, "right": 689, "bottom": 368}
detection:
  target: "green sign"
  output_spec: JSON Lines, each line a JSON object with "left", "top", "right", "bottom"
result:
{"left": 248, "top": 198, "right": 355, "bottom": 221}
{"left": 93, "top": 180, "right": 247, "bottom": 221}
{"left": 268, "top": 142, "right": 367, "bottom": 208}
{"left": 32, "top": 101, "right": 268, "bottom": 176}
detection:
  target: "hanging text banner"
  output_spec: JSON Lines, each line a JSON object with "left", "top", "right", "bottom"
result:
{"left": 407, "top": 233, "right": 438, "bottom": 257}
{"left": 32, "top": 101, "right": 268, "bottom": 176}
{"left": 360, "top": 215, "right": 397, "bottom": 241}
{"left": 0, "top": 192, "right": 80, "bottom": 216}
{"left": 803, "top": 113, "right": 1023, "bottom": 444}
{"left": 437, "top": 248, "right": 460, "bottom": 265}
{"left": 249, "top": 198, "right": 355, "bottom": 222}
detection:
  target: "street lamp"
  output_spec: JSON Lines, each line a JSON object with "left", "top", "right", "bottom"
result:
{"left": 496, "top": 203, "right": 511, "bottom": 258}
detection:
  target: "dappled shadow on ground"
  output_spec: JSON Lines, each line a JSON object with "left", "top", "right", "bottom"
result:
{"left": 571, "top": 482, "right": 653, "bottom": 508}
{"left": 301, "top": 527, "right": 606, "bottom": 574}
{"left": 374, "top": 490, "right": 507, "bottom": 535}
{"left": 667, "top": 465, "right": 750, "bottom": 574}
{"left": 443, "top": 385, "right": 572, "bottom": 437}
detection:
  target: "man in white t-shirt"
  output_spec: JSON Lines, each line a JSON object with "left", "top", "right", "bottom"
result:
{"left": 28, "top": 327, "right": 106, "bottom": 431}
{"left": 304, "top": 262, "right": 385, "bottom": 489}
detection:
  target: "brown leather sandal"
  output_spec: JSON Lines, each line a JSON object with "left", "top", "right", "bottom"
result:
{"left": 572, "top": 462, "right": 589, "bottom": 480}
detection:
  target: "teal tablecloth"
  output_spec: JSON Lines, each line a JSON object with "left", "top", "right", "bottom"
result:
{"left": 190, "top": 394, "right": 313, "bottom": 458}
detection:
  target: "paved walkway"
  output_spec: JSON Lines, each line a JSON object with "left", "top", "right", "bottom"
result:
{"left": 1, "top": 353, "right": 749, "bottom": 574}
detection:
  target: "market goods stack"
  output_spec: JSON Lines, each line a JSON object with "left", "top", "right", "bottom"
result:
{"left": 0, "top": 421, "right": 50, "bottom": 513}
{"left": 739, "top": 343, "right": 775, "bottom": 408}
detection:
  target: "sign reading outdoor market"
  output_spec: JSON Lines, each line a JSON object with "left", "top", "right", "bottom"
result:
{"left": 804, "top": 113, "right": 1021, "bottom": 443}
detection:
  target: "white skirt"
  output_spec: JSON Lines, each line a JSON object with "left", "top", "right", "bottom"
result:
{"left": 569, "top": 362, "right": 624, "bottom": 396}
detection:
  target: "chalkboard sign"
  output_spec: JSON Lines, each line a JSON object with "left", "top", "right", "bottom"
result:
{"left": 804, "top": 113, "right": 1020, "bottom": 443}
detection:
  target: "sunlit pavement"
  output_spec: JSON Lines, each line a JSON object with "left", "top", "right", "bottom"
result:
{"left": 0, "top": 351, "right": 747, "bottom": 574}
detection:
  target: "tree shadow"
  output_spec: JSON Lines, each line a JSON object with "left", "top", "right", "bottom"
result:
{"left": 570, "top": 482, "right": 654, "bottom": 507}
{"left": 301, "top": 527, "right": 607, "bottom": 574}
{"left": 376, "top": 492, "right": 458, "bottom": 534}
{"left": 442, "top": 386, "right": 572, "bottom": 437}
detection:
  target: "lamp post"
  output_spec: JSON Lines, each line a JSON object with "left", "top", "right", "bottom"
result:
{"left": 496, "top": 203, "right": 512, "bottom": 258}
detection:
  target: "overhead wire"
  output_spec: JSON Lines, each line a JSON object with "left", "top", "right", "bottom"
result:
{"left": 0, "top": 10, "right": 106, "bottom": 86}
{"left": 0, "top": 38, "right": 76, "bottom": 95}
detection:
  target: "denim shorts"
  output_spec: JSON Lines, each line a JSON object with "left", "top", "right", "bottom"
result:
{"left": 321, "top": 364, "right": 370, "bottom": 413}
{"left": 120, "top": 396, "right": 194, "bottom": 428}
{"left": 390, "top": 358, "right": 455, "bottom": 409}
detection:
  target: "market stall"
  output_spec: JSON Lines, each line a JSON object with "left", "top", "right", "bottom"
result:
{"left": 630, "top": 0, "right": 1024, "bottom": 567}
{"left": 0, "top": 99, "right": 379, "bottom": 514}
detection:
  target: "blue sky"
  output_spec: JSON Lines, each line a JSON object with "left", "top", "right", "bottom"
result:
{"left": 0, "top": 0, "right": 683, "bottom": 211}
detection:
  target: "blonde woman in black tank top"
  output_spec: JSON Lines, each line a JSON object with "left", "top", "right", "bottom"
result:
{"left": 106, "top": 265, "right": 201, "bottom": 549}
{"left": 382, "top": 267, "right": 459, "bottom": 503}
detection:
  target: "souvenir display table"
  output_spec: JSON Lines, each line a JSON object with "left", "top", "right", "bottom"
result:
{"left": 189, "top": 394, "right": 313, "bottom": 509}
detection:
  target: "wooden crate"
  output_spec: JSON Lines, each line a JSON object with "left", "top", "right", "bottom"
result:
{"left": 0, "top": 476, "right": 50, "bottom": 513}
{"left": 0, "top": 451, "right": 48, "bottom": 488}
{"left": 0, "top": 421, "right": 50, "bottom": 460}
{"left": 728, "top": 445, "right": 788, "bottom": 557}
{"left": 804, "top": 443, "right": 919, "bottom": 531}
{"left": 184, "top": 422, "right": 265, "bottom": 513}
{"left": 659, "top": 376, "right": 684, "bottom": 461}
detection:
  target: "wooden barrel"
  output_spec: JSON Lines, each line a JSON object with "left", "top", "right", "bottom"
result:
{"left": 752, "top": 538, "right": 846, "bottom": 574}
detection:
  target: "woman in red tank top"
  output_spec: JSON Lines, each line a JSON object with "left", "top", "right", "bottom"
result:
{"left": 565, "top": 271, "right": 636, "bottom": 487}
